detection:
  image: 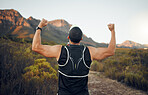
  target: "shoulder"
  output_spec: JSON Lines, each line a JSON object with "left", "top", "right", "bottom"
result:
{"left": 54, "top": 45, "right": 64, "bottom": 61}
{"left": 48, "top": 45, "right": 63, "bottom": 51}
{"left": 44, "top": 45, "right": 62, "bottom": 58}
{"left": 52, "top": 45, "right": 62, "bottom": 48}
{"left": 87, "top": 46, "right": 97, "bottom": 53}
{"left": 52, "top": 45, "right": 63, "bottom": 54}
{"left": 87, "top": 46, "right": 96, "bottom": 60}
{"left": 54, "top": 45, "right": 63, "bottom": 49}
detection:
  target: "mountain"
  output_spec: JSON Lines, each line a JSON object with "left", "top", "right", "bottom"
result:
{"left": 0, "top": 9, "right": 108, "bottom": 47}
{"left": 0, "top": 9, "right": 34, "bottom": 38}
{"left": 143, "top": 44, "right": 148, "bottom": 48}
{"left": 117, "top": 40, "right": 148, "bottom": 48}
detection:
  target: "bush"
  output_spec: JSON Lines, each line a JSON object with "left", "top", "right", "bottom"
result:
{"left": 91, "top": 60, "right": 104, "bottom": 72}
{"left": 23, "top": 58, "right": 58, "bottom": 95}
{"left": 100, "top": 48, "right": 148, "bottom": 91}
{"left": 124, "top": 73, "right": 148, "bottom": 91}
{"left": 0, "top": 38, "right": 58, "bottom": 95}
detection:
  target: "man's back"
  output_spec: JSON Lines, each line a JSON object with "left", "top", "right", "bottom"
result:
{"left": 58, "top": 45, "right": 91, "bottom": 95}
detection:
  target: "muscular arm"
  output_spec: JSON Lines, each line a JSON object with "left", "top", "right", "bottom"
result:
{"left": 88, "top": 24, "right": 116, "bottom": 60}
{"left": 32, "top": 18, "right": 62, "bottom": 60}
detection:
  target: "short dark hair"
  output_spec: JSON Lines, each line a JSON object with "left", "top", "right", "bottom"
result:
{"left": 69, "top": 27, "right": 83, "bottom": 43}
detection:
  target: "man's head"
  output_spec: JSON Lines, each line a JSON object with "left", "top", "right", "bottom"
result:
{"left": 68, "top": 26, "right": 83, "bottom": 43}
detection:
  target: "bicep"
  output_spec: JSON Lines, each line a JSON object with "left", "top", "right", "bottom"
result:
{"left": 95, "top": 48, "right": 113, "bottom": 60}
{"left": 34, "top": 45, "right": 62, "bottom": 58}
{"left": 88, "top": 46, "right": 113, "bottom": 60}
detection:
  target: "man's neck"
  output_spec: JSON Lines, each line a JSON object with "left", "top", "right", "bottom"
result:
{"left": 69, "top": 41, "right": 80, "bottom": 45}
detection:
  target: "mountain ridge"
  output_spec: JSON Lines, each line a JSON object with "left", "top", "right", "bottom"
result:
{"left": 117, "top": 40, "right": 148, "bottom": 48}
{"left": 1, "top": 9, "right": 147, "bottom": 48}
{"left": 0, "top": 9, "right": 108, "bottom": 47}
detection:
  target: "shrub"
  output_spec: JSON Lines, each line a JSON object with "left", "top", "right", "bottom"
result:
{"left": 100, "top": 48, "right": 148, "bottom": 91}
{"left": 23, "top": 58, "right": 58, "bottom": 95}
{"left": 91, "top": 60, "right": 104, "bottom": 72}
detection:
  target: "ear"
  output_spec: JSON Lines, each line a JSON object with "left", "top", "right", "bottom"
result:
{"left": 81, "top": 37, "right": 83, "bottom": 40}
{"left": 67, "top": 36, "right": 70, "bottom": 39}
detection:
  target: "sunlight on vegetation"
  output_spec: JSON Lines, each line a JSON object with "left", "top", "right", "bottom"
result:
{"left": 0, "top": 37, "right": 148, "bottom": 95}
{"left": 23, "top": 58, "right": 58, "bottom": 95}
{"left": 0, "top": 37, "right": 58, "bottom": 95}
{"left": 91, "top": 48, "right": 148, "bottom": 91}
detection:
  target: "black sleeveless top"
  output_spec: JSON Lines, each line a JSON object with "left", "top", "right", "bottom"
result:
{"left": 58, "top": 45, "right": 92, "bottom": 95}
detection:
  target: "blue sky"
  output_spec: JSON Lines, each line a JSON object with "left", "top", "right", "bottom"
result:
{"left": 1, "top": 0, "right": 148, "bottom": 44}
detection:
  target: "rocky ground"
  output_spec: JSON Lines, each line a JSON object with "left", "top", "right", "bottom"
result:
{"left": 88, "top": 71, "right": 147, "bottom": 95}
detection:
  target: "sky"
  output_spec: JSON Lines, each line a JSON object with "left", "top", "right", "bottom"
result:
{"left": 0, "top": 0, "right": 148, "bottom": 44}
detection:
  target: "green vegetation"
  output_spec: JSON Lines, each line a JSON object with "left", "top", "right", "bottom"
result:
{"left": 1, "top": 36, "right": 148, "bottom": 94}
{"left": 91, "top": 48, "right": 148, "bottom": 91}
{"left": 0, "top": 37, "right": 58, "bottom": 95}
{"left": 91, "top": 60, "right": 104, "bottom": 72}
{"left": 23, "top": 58, "right": 58, "bottom": 95}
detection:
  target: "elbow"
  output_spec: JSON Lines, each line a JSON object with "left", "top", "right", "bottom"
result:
{"left": 107, "top": 48, "right": 115, "bottom": 56}
{"left": 32, "top": 47, "right": 37, "bottom": 52}
{"left": 32, "top": 48, "right": 35, "bottom": 51}
{"left": 109, "top": 49, "right": 115, "bottom": 56}
{"left": 32, "top": 45, "right": 39, "bottom": 52}
{"left": 110, "top": 51, "right": 115, "bottom": 56}
{"left": 32, "top": 44, "right": 42, "bottom": 52}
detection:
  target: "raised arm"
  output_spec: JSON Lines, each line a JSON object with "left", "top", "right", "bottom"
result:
{"left": 88, "top": 24, "right": 116, "bottom": 60}
{"left": 32, "top": 18, "right": 62, "bottom": 60}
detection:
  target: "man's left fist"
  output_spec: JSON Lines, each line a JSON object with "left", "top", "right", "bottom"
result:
{"left": 38, "top": 18, "right": 48, "bottom": 28}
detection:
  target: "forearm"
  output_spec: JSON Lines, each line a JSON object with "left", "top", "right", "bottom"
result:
{"left": 32, "top": 30, "right": 42, "bottom": 50}
{"left": 108, "top": 30, "right": 116, "bottom": 53}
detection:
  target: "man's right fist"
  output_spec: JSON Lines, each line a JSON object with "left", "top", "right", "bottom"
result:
{"left": 108, "top": 24, "right": 115, "bottom": 32}
{"left": 38, "top": 18, "right": 48, "bottom": 28}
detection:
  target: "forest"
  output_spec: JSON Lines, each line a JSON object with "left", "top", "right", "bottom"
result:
{"left": 0, "top": 36, "right": 148, "bottom": 95}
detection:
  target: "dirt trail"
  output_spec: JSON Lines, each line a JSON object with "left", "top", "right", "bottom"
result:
{"left": 88, "top": 71, "right": 147, "bottom": 95}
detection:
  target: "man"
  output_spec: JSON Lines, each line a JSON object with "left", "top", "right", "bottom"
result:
{"left": 32, "top": 18, "right": 116, "bottom": 95}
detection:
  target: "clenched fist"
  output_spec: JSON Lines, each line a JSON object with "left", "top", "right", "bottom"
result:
{"left": 108, "top": 24, "right": 115, "bottom": 32}
{"left": 38, "top": 18, "right": 48, "bottom": 28}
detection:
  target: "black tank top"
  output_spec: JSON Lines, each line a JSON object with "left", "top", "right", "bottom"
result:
{"left": 58, "top": 45, "right": 92, "bottom": 95}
